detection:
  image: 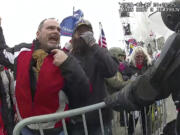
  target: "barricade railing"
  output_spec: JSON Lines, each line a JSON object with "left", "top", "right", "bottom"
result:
{"left": 13, "top": 100, "right": 167, "bottom": 135}
{"left": 13, "top": 102, "right": 106, "bottom": 135}
{"left": 112, "top": 99, "right": 167, "bottom": 135}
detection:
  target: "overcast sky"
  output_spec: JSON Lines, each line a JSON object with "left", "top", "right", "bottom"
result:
{"left": 0, "top": 0, "right": 173, "bottom": 49}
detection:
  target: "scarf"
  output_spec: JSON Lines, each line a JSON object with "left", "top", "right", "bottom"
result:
{"left": 32, "top": 49, "right": 48, "bottom": 79}
{"left": 136, "top": 63, "right": 144, "bottom": 70}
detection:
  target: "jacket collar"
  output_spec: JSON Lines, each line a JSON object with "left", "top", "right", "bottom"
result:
{"left": 32, "top": 39, "right": 41, "bottom": 51}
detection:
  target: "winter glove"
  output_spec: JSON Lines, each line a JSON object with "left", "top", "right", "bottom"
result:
{"left": 80, "top": 31, "right": 96, "bottom": 47}
{"left": 130, "top": 73, "right": 138, "bottom": 81}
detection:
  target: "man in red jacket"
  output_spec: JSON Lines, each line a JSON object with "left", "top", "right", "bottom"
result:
{"left": 0, "top": 17, "right": 90, "bottom": 135}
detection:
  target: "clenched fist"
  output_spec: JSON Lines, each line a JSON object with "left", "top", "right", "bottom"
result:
{"left": 51, "top": 49, "right": 68, "bottom": 66}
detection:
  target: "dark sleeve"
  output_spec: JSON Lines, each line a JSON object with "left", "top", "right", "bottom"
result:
{"left": 60, "top": 55, "right": 90, "bottom": 109}
{"left": 105, "top": 73, "right": 160, "bottom": 111}
{"left": 0, "top": 27, "right": 14, "bottom": 69}
{"left": 0, "top": 27, "right": 6, "bottom": 47}
{"left": 91, "top": 44, "right": 118, "bottom": 78}
{"left": 0, "top": 27, "right": 32, "bottom": 70}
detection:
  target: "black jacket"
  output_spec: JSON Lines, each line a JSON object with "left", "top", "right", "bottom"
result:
{"left": 0, "top": 69, "right": 15, "bottom": 135}
{"left": 72, "top": 44, "right": 118, "bottom": 126}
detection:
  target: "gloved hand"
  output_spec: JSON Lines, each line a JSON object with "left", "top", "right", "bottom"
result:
{"left": 130, "top": 73, "right": 138, "bottom": 81}
{"left": 80, "top": 31, "right": 96, "bottom": 47}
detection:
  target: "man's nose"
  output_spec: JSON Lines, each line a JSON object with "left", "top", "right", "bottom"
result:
{"left": 53, "top": 30, "right": 60, "bottom": 37}
{"left": 52, "top": 27, "right": 60, "bottom": 34}
{"left": 55, "top": 28, "right": 60, "bottom": 34}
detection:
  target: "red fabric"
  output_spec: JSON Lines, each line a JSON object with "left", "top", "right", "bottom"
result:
{"left": 62, "top": 47, "right": 70, "bottom": 53}
{"left": 3, "top": 67, "right": 8, "bottom": 70}
{"left": 89, "top": 81, "right": 93, "bottom": 93}
{"left": 16, "top": 51, "right": 33, "bottom": 118}
{"left": 16, "top": 50, "right": 66, "bottom": 125}
{"left": 136, "top": 64, "right": 143, "bottom": 70}
{"left": 0, "top": 129, "right": 6, "bottom": 135}
{"left": 119, "top": 63, "right": 125, "bottom": 72}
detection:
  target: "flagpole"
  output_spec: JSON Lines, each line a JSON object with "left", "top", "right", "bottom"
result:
{"left": 99, "top": 22, "right": 102, "bottom": 47}
{"left": 73, "top": 6, "right": 75, "bottom": 15}
{"left": 99, "top": 22, "right": 101, "bottom": 34}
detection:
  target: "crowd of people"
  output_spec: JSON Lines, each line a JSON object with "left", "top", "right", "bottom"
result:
{"left": 0, "top": 16, "right": 169, "bottom": 135}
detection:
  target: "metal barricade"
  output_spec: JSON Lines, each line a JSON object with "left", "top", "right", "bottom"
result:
{"left": 13, "top": 102, "right": 106, "bottom": 135}
{"left": 13, "top": 100, "right": 167, "bottom": 135}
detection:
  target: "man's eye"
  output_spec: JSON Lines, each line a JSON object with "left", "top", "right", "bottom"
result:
{"left": 48, "top": 27, "right": 54, "bottom": 30}
{"left": 57, "top": 28, "right": 61, "bottom": 32}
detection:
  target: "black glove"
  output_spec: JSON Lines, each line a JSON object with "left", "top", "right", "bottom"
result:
{"left": 80, "top": 31, "right": 96, "bottom": 47}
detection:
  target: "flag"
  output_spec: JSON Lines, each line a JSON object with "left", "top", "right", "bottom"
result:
{"left": 125, "top": 38, "right": 137, "bottom": 56}
{"left": 60, "top": 9, "right": 84, "bottom": 37}
{"left": 98, "top": 22, "right": 107, "bottom": 48}
{"left": 73, "top": 9, "right": 84, "bottom": 21}
{"left": 60, "top": 16, "right": 77, "bottom": 37}
{"left": 123, "top": 23, "right": 132, "bottom": 35}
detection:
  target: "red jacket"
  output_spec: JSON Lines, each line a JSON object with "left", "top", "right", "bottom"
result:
{"left": 15, "top": 49, "right": 68, "bottom": 128}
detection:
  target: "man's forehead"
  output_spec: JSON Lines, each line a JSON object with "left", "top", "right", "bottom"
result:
{"left": 77, "top": 25, "right": 89, "bottom": 31}
{"left": 44, "top": 19, "right": 60, "bottom": 26}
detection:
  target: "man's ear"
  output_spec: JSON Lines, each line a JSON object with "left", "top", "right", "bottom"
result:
{"left": 36, "top": 31, "right": 40, "bottom": 39}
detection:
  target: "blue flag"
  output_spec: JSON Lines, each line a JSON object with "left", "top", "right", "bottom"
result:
{"left": 60, "top": 16, "right": 77, "bottom": 37}
{"left": 73, "top": 9, "right": 84, "bottom": 21}
{"left": 60, "top": 9, "right": 84, "bottom": 37}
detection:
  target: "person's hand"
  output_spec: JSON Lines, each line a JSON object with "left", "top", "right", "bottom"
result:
{"left": 63, "top": 41, "right": 72, "bottom": 52}
{"left": 130, "top": 73, "right": 138, "bottom": 81}
{"left": 51, "top": 49, "right": 68, "bottom": 66}
{"left": 80, "top": 31, "right": 96, "bottom": 47}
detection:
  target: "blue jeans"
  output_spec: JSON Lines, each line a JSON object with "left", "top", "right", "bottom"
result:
{"left": 68, "top": 122, "right": 112, "bottom": 135}
{"left": 21, "top": 127, "right": 64, "bottom": 135}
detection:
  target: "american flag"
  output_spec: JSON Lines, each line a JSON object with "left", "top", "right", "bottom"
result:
{"left": 98, "top": 22, "right": 107, "bottom": 48}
